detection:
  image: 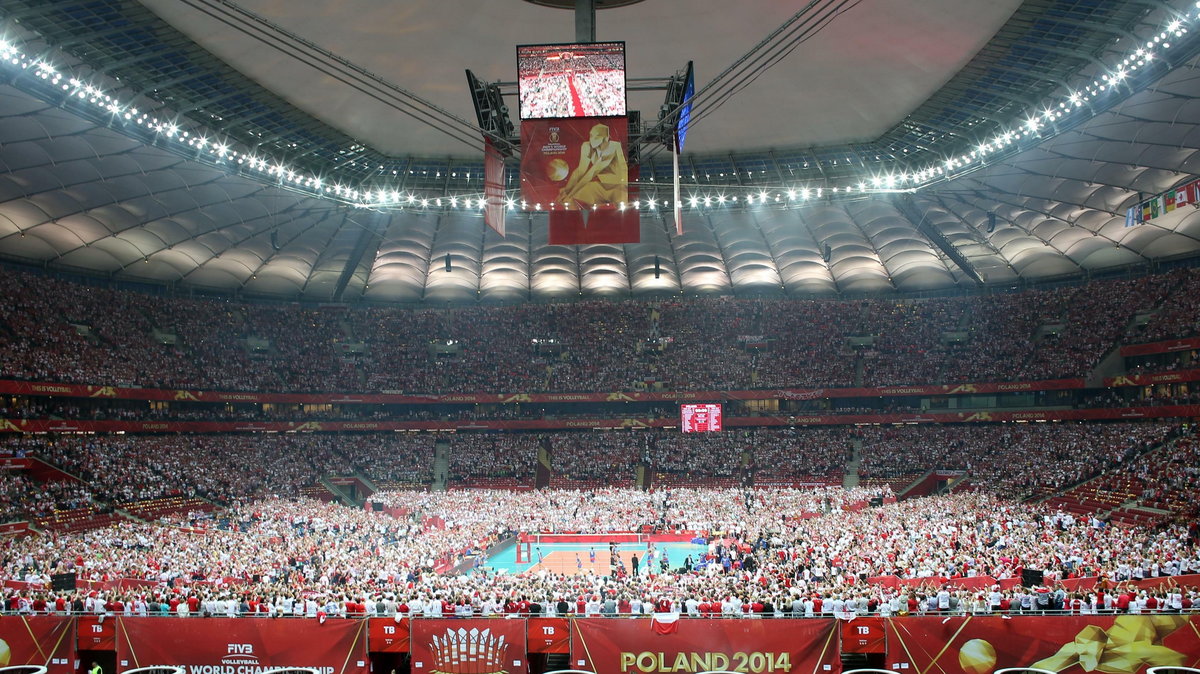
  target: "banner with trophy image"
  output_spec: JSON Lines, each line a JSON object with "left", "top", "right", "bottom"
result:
{"left": 409, "top": 619, "right": 528, "bottom": 674}
{"left": 520, "top": 117, "right": 639, "bottom": 244}
{"left": 884, "top": 615, "right": 1200, "bottom": 674}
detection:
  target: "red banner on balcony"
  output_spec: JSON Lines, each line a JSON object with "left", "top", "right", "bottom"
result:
{"left": 1105, "top": 367, "right": 1200, "bottom": 387}
{"left": 368, "top": 617, "right": 410, "bottom": 653}
{"left": 842, "top": 617, "right": 886, "bottom": 654}
{"left": 410, "top": 619, "right": 528, "bottom": 674}
{"left": 1120, "top": 337, "right": 1200, "bottom": 357}
{"left": 884, "top": 615, "right": 1200, "bottom": 674}
{"left": 78, "top": 615, "right": 115, "bottom": 651}
{"left": 115, "top": 617, "right": 368, "bottom": 674}
{"left": 483, "top": 137, "right": 506, "bottom": 237}
{"left": 526, "top": 618, "right": 570, "bottom": 654}
{"left": 569, "top": 618, "right": 839, "bottom": 674}
{"left": 0, "top": 615, "right": 74, "bottom": 674}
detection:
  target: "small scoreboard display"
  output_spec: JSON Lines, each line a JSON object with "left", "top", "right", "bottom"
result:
{"left": 680, "top": 403, "right": 722, "bottom": 433}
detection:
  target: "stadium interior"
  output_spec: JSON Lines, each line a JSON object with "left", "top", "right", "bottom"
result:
{"left": 0, "top": 1, "right": 1199, "bottom": 673}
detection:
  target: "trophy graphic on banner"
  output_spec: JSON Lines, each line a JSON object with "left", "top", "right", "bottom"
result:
{"left": 428, "top": 627, "right": 509, "bottom": 674}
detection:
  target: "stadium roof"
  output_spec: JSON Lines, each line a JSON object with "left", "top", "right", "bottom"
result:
{"left": 1, "top": 0, "right": 1199, "bottom": 301}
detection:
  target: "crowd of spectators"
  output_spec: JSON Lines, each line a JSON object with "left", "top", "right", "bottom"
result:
{"left": 1, "top": 486, "right": 1197, "bottom": 618}
{"left": 0, "top": 472, "right": 92, "bottom": 522}
{"left": 448, "top": 434, "right": 539, "bottom": 483}
{"left": 857, "top": 421, "right": 1178, "bottom": 499}
{"left": 0, "top": 421, "right": 1182, "bottom": 512}
{"left": 3, "top": 268, "right": 1199, "bottom": 396}
{"left": 1, "top": 433, "right": 432, "bottom": 505}
{"left": 1129, "top": 268, "right": 1200, "bottom": 343}
{"left": 751, "top": 428, "right": 851, "bottom": 481}
{"left": 1124, "top": 434, "right": 1199, "bottom": 513}
{"left": 549, "top": 433, "right": 642, "bottom": 483}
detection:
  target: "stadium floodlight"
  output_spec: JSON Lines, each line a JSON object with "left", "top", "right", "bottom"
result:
{"left": 465, "top": 69, "right": 516, "bottom": 156}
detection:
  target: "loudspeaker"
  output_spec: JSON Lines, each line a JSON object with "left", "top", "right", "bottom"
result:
{"left": 372, "top": 502, "right": 383, "bottom": 512}
{"left": 445, "top": 254, "right": 452, "bottom": 272}
{"left": 986, "top": 212, "right": 997, "bottom": 233}
{"left": 654, "top": 256, "right": 661, "bottom": 279}
{"left": 1022, "top": 568, "right": 1044, "bottom": 587}
{"left": 51, "top": 572, "right": 76, "bottom": 592}
{"left": 822, "top": 243, "right": 832, "bottom": 263}
{"left": 869, "top": 497, "right": 884, "bottom": 507}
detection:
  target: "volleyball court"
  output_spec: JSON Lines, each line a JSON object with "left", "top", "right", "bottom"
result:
{"left": 513, "top": 533, "right": 691, "bottom": 576}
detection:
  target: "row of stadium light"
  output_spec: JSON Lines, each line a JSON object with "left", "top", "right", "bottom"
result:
{"left": 0, "top": 4, "right": 1196, "bottom": 214}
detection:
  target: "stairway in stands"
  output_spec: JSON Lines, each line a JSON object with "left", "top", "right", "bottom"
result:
{"left": 431, "top": 439, "right": 450, "bottom": 491}
{"left": 1033, "top": 429, "right": 1189, "bottom": 526}
{"left": 842, "top": 438, "right": 862, "bottom": 488}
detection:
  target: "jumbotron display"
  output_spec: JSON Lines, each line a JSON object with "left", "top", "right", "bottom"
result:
{"left": 680, "top": 403, "right": 722, "bottom": 433}
{"left": 517, "top": 42, "right": 626, "bottom": 119}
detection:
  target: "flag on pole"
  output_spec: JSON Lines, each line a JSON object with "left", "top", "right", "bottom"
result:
{"left": 1176, "top": 182, "right": 1195, "bottom": 208}
{"left": 1124, "top": 205, "right": 1141, "bottom": 228}
{"left": 483, "top": 137, "right": 506, "bottom": 237}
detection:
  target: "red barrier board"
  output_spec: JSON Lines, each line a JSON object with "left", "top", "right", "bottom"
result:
{"left": 1121, "top": 337, "right": 1200, "bottom": 357}
{"left": 409, "top": 619, "right": 528, "bottom": 674}
{"left": 527, "top": 618, "right": 570, "bottom": 654}
{"left": 0, "top": 375, "right": 1092, "bottom": 406}
{"left": 0, "top": 521, "right": 30, "bottom": 536}
{"left": 884, "top": 615, "right": 1200, "bottom": 674}
{"left": 0, "top": 615, "right": 75, "bottom": 674}
{"left": 115, "top": 617, "right": 368, "bottom": 674}
{"left": 1105, "top": 368, "right": 1200, "bottom": 387}
{"left": 77, "top": 615, "right": 115, "bottom": 651}
{"left": 841, "top": 618, "right": 886, "bottom": 654}
{"left": 570, "top": 618, "right": 840, "bottom": 674}
{"left": 368, "top": 617, "right": 410, "bottom": 653}
{"left": 4, "top": 404, "right": 1200, "bottom": 434}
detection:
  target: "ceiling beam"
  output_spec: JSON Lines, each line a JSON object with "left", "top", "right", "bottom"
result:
{"left": 893, "top": 194, "right": 984, "bottom": 286}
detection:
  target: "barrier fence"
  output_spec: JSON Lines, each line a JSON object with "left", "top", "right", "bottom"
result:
{"left": 1, "top": 615, "right": 1197, "bottom": 674}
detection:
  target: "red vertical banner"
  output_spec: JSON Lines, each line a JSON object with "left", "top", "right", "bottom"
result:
{"left": 368, "top": 617, "right": 410, "bottom": 653}
{"left": 115, "top": 617, "right": 368, "bottom": 674}
{"left": 527, "top": 618, "right": 570, "bottom": 654}
{"left": 77, "top": 615, "right": 115, "bottom": 651}
{"left": 410, "top": 619, "right": 528, "bottom": 674}
{"left": 0, "top": 615, "right": 75, "bottom": 674}
{"left": 885, "top": 615, "right": 1200, "bottom": 674}
{"left": 483, "top": 137, "right": 507, "bottom": 237}
{"left": 521, "top": 116, "right": 639, "bottom": 244}
{"left": 570, "top": 618, "right": 840, "bottom": 674}
{"left": 841, "top": 618, "right": 886, "bottom": 654}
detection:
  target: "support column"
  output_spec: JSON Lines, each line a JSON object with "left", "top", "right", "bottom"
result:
{"left": 575, "top": 0, "right": 595, "bottom": 42}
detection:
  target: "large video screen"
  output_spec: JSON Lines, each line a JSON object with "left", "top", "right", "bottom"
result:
{"left": 517, "top": 42, "right": 626, "bottom": 120}
{"left": 680, "top": 403, "right": 723, "bottom": 433}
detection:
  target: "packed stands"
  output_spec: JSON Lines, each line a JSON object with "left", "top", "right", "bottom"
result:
{"left": 2, "top": 268, "right": 1199, "bottom": 395}
{"left": 857, "top": 421, "right": 1178, "bottom": 499}
{"left": 0, "top": 486, "right": 1196, "bottom": 616}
